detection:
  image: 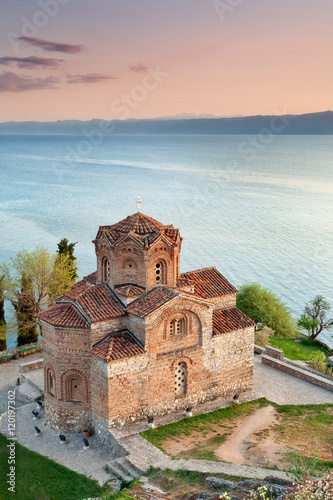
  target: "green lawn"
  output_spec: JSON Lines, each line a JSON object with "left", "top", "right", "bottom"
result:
{"left": 268, "top": 336, "right": 329, "bottom": 361}
{"left": 0, "top": 433, "right": 109, "bottom": 500}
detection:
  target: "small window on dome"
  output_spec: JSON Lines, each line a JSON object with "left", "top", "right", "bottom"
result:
{"left": 155, "top": 261, "right": 166, "bottom": 284}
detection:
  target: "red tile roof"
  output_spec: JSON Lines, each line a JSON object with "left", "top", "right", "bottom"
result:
{"left": 93, "top": 212, "right": 179, "bottom": 249}
{"left": 76, "top": 283, "right": 125, "bottom": 322}
{"left": 127, "top": 286, "right": 178, "bottom": 318}
{"left": 115, "top": 283, "right": 146, "bottom": 297}
{"left": 91, "top": 329, "right": 145, "bottom": 361}
{"left": 38, "top": 303, "right": 89, "bottom": 328}
{"left": 62, "top": 279, "right": 91, "bottom": 300}
{"left": 179, "top": 267, "right": 237, "bottom": 298}
{"left": 84, "top": 271, "right": 97, "bottom": 284}
{"left": 213, "top": 308, "right": 256, "bottom": 335}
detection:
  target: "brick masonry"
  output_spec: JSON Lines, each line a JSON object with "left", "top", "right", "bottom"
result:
{"left": 40, "top": 213, "right": 255, "bottom": 441}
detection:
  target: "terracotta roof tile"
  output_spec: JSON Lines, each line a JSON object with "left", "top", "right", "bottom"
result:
{"left": 177, "top": 277, "right": 195, "bottom": 288}
{"left": 115, "top": 283, "right": 146, "bottom": 297}
{"left": 38, "top": 303, "right": 89, "bottom": 328}
{"left": 127, "top": 286, "right": 178, "bottom": 318}
{"left": 91, "top": 329, "right": 145, "bottom": 361}
{"left": 84, "top": 271, "right": 97, "bottom": 284}
{"left": 76, "top": 283, "right": 125, "bottom": 322}
{"left": 93, "top": 212, "right": 179, "bottom": 249}
{"left": 213, "top": 308, "right": 256, "bottom": 335}
{"left": 62, "top": 279, "right": 91, "bottom": 300}
{"left": 179, "top": 267, "right": 237, "bottom": 298}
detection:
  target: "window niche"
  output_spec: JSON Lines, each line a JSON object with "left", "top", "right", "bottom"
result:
{"left": 101, "top": 257, "right": 110, "bottom": 282}
{"left": 174, "top": 361, "right": 187, "bottom": 396}
{"left": 168, "top": 316, "right": 187, "bottom": 337}
{"left": 155, "top": 261, "right": 166, "bottom": 284}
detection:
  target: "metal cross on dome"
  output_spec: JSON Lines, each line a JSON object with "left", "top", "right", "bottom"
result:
{"left": 136, "top": 196, "right": 142, "bottom": 212}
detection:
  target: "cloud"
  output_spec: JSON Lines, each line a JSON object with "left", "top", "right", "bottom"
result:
{"left": 0, "top": 56, "right": 63, "bottom": 69}
{"left": 129, "top": 63, "right": 149, "bottom": 73}
{"left": 66, "top": 73, "right": 116, "bottom": 84}
{"left": 18, "top": 36, "right": 83, "bottom": 54}
{"left": 0, "top": 71, "right": 59, "bottom": 92}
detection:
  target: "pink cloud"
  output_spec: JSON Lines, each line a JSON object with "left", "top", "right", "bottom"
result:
{"left": 66, "top": 73, "right": 116, "bottom": 84}
{"left": 0, "top": 71, "right": 59, "bottom": 92}
{"left": 129, "top": 63, "right": 149, "bottom": 73}
{"left": 18, "top": 36, "right": 83, "bottom": 54}
{"left": 0, "top": 56, "right": 63, "bottom": 69}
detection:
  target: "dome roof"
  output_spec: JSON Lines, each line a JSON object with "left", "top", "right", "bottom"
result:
{"left": 94, "top": 212, "right": 180, "bottom": 248}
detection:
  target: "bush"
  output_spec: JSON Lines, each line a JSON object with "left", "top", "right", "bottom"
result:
{"left": 254, "top": 326, "right": 274, "bottom": 347}
{"left": 308, "top": 352, "right": 333, "bottom": 376}
{"left": 236, "top": 282, "right": 296, "bottom": 338}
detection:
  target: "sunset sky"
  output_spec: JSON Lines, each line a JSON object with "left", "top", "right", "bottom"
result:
{"left": 0, "top": 0, "right": 332, "bottom": 121}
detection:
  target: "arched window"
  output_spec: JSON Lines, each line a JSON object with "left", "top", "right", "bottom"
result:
{"left": 169, "top": 319, "right": 176, "bottom": 336}
{"left": 175, "top": 362, "right": 187, "bottom": 396}
{"left": 168, "top": 316, "right": 187, "bottom": 337}
{"left": 102, "top": 257, "right": 110, "bottom": 282}
{"left": 155, "top": 261, "right": 166, "bottom": 284}
{"left": 46, "top": 367, "right": 55, "bottom": 397}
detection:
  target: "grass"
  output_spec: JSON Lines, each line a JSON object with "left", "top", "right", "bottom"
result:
{"left": 145, "top": 467, "right": 207, "bottom": 499}
{"left": 141, "top": 398, "right": 268, "bottom": 453}
{"left": 268, "top": 336, "right": 328, "bottom": 361}
{"left": 142, "top": 399, "right": 333, "bottom": 474}
{"left": 0, "top": 432, "right": 115, "bottom": 500}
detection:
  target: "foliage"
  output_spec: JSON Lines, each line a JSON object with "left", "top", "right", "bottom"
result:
{"left": 268, "top": 337, "right": 328, "bottom": 361}
{"left": 57, "top": 237, "right": 78, "bottom": 281}
{"left": 236, "top": 282, "right": 296, "bottom": 338}
{"left": 297, "top": 295, "right": 333, "bottom": 343}
{"left": 287, "top": 451, "right": 318, "bottom": 482}
{"left": 283, "top": 473, "right": 333, "bottom": 499}
{"left": 14, "top": 274, "right": 38, "bottom": 346}
{"left": 255, "top": 326, "right": 274, "bottom": 347}
{"left": 308, "top": 352, "right": 333, "bottom": 376}
{"left": 0, "top": 246, "right": 77, "bottom": 345}
{"left": 0, "top": 432, "right": 109, "bottom": 500}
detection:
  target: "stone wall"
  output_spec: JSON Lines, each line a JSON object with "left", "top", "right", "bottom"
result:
{"left": 262, "top": 355, "right": 333, "bottom": 392}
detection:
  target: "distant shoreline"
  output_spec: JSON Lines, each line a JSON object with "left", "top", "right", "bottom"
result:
{"left": 1, "top": 110, "right": 333, "bottom": 135}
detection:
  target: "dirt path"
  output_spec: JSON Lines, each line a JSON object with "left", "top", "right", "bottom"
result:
{"left": 215, "top": 405, "right": 287, "bottom": 468}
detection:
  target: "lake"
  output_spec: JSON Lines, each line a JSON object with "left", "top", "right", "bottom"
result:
{"left": 0, "top": 134, "right": 332, "bottom": 347}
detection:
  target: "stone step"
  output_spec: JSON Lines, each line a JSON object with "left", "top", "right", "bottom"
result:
{"left": 106, "top": 460, "right": 134, "bottom": 481}
{"left": 117, "top": 456, "right": 144, "bottom": 478}
{"left": 122, "top": 456, "right": 147, "bottom": 476}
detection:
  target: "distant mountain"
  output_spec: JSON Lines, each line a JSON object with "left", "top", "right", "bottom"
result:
{"left": 0, "top": 111, "right": 332, "bottom": 135}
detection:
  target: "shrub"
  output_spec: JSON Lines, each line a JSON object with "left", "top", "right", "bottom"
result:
{"left": 254, "top": 326, "right": 274, "bottom": 347}
{"left": 236, "top": 282, "right": 296, "bottom": 338}
{"left": 308, "top": 352, "right": 333, "bottom": 376}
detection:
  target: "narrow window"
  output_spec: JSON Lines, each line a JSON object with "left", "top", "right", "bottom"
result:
{"left": 175, "top": 362, "right": 187, "bottom": 396}
{"left": 102, "top": 257, "right": 110, "bottom": 282}
{"left": 170, "top": 320, "right": 176, "bottom": 336}
{"left": 155, "top": 261, "right": 166, "bottom": 284}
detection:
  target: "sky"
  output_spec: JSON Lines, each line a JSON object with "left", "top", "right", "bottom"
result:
{"left": 0, "top": 0, "right": 332, "bottom": 121}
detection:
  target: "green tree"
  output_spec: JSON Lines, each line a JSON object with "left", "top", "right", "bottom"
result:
{"left": 0, "top": 246, "right": 76, "bottom": 346}
{"left": 57, "top": 238, "right": 78, "bottom": 281}
{"left": 297, "top": 295, "right": 333, "bottom": 343}
{"left": 0, "top": 276, "right": 6, "bottom": 351}
{"left": 13, "top": 275, "right": 38, "bottom": 346}
{"left": 236, "top": 282, "right": 296, "bottom": 338}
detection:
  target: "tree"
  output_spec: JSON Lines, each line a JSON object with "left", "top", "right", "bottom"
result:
{"left": 297, "top": 295, "right": 333, "bottom": 343}
{"left": 0, "top": 276, "right": 6, "bottom": 351}
{"left": 236, "top": 282, "right": 296, "bottom": 338}
{"left": 57, "top": 238, "right": 78, "bottom": 281}
{"left": 0, "top": 246, "right": 77, "bottom": 346}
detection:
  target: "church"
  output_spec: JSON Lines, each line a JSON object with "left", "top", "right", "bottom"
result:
{"left": 39, "top": 210, "right": 255, "bottom": 442}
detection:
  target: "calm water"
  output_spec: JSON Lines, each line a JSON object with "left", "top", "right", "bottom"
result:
{"left": 0, "top": 134, "right": 332, "bottom": 347}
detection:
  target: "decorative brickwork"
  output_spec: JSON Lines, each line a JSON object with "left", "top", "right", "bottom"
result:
{"left": 39, "top": 212, "right": 255, "bottom": 439}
